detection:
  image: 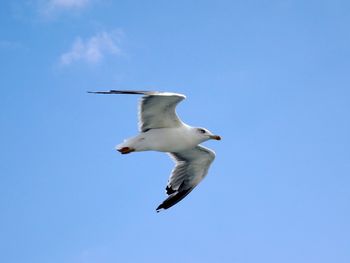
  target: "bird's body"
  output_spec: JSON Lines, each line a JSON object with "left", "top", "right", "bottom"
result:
{"left": 118, "top": 125, "right": 206, "bottom": 153}
{"left": 89, "top": 90, "right": 221, "bottom": 211}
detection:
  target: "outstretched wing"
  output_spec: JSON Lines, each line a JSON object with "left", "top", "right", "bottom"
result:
{"left": 88, "top": 90, "right": 186, "bottom": 132}
{"left": 156, "top": 145, "right": 216, "bottom": 212}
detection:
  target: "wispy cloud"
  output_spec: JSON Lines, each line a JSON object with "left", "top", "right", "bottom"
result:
{"left": 60, "top": 30, "right": 123, "bottom": 66}
{"left": 40, "top": 0, "right": 90, "bottom": 16}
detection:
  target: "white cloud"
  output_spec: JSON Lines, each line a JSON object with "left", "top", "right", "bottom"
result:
{"left": 60, "top": 30, "right": 123, "bottom": 66}
{"left": 40, "top": 0, "right": 90, "bottom": 16}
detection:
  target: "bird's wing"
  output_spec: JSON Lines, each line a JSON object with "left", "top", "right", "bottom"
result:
{"left": 156, "top": 145, "right": 216, "bottom": 212}
{"left": 88, "top": 90, "right": 186, "bottom": 132}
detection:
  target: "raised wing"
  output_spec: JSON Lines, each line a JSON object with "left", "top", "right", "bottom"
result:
{"left": 139, "top": 92, "right": 186, "bottom": 132}
{"left": 156, "top": 145, "right": 216, "bottom": 212}
{"left": 88, "top": 90, "right": 186, "bottom": 132}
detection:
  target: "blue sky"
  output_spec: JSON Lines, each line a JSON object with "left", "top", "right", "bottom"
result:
{"left": 1, "top": 0, "right": 350, "bottom": 262}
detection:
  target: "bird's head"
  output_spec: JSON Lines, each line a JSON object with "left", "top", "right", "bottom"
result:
{"left": 194, "top": 127, "right": 221, "bottom": 142}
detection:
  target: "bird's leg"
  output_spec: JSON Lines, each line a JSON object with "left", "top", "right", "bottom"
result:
{"left": 117, "top": 147, "right": 135, "bottom": 154}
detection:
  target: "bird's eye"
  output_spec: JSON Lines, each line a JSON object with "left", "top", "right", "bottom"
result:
{"left": 198, "top": 128, "right": 206, "bottom": 134}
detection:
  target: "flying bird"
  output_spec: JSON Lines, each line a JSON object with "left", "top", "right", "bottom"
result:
{"left": 89, "top": 90, "right": 221, "bottom": 212}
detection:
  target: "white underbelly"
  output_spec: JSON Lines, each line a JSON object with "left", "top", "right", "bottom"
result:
{"left": 138, "top": 128, "right": 198, "bottom": 152}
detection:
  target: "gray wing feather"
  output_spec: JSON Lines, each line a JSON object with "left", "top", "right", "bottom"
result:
{"left": 88, "top": 90, "right": 186, "bottom": 132}
{"left": 156, "top": 145, "right": 216, "bottom": 211}
{"left": 139, "top": 94, "right": 185, "bottom": 132}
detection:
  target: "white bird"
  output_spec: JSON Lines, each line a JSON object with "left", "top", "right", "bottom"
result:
{"left": 89, "top": 90, "right": 221, "bottom": 212}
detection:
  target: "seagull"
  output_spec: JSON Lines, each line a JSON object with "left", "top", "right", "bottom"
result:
{"left": 89, "top": 90, "right": 221, "bottom": 212}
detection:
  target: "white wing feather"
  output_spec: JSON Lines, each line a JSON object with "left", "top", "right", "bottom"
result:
{"left": 156, "top": 145, "right": 216, "bottom": 211}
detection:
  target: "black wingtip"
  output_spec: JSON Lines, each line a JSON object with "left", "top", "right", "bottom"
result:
{"left": 87, "top": 91, "right": 113, "bottom": 94}
{"left": 155, "top": 188, "right": 193, "bottom": 212}
{"left": 156, "top": 204, "right": 165, "bottom": 213}
{"left": 165, "top": 185, "right": 176, "bottom": 195}
{"left": 87, "top": 90, "right": 154, "bottom": 95}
